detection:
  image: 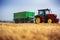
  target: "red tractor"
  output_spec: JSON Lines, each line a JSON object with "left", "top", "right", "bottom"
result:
{"left": 35, "top": 9, "right": 59, "bottom": 23}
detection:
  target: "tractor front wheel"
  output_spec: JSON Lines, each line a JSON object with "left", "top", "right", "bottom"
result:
{"left": 47, "top": 18, "right": 53, "bottom": 23}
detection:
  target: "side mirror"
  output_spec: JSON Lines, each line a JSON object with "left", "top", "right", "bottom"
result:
{"left": 49, "top": 9, "right": 52, "bottom": 13}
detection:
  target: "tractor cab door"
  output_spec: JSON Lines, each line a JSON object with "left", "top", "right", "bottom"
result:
{"left": 38, "top": 10, "right": 45, "bottom": 17}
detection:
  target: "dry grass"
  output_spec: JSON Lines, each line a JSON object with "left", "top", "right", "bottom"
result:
{"left": 0, "top": 23, "right": 60, "bottom": 40}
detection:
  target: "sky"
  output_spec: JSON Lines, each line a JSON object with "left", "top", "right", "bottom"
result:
{"left": 0, "top": 0, "right": 60, "bottom": 21}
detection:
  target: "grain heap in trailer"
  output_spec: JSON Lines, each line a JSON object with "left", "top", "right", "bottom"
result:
{"left": 14, "top": 8, "right": 59, "bottom": 23}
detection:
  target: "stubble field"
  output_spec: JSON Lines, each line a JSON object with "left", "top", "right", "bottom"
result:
{"left": 0, "top": 23, "right": 60, "bottom": 40}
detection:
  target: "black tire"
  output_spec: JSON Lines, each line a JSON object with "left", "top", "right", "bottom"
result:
{"left": 14, "top": 19, "right": 19, "bottom": 23}
{"left": 47, "top": 18, "right": 54, "bottom": 23}
{"left": 35, "top": 17, "right": 41, "bottom": 24}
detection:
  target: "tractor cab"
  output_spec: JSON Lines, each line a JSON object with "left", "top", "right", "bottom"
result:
{"left": 38, "top": 9, "right": 50, "bottom": 16}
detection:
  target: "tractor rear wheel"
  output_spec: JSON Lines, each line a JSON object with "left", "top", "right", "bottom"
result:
{"left": 35, "top": 17, "right": 41, "bottom": 24}
{"left": 47, "top": 18, "right": 53, "bottom": 23}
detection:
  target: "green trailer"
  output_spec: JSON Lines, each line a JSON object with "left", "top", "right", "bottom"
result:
{"left": 14, "top": 11, "right": 35, "bottom": 23}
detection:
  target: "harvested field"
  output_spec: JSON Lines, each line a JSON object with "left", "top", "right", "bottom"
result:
{"left": 0, "top": 23, "right": 60, "bottom": 40}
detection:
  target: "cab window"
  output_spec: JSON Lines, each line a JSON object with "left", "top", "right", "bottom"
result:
{"left": 45, "top": 10, "right": 50, "bottom": 14}
{"left": 38, "top": 11, "right": 44, "bottom": 15}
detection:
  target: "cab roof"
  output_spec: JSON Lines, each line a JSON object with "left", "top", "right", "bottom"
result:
{"left": 38, "top": 9, "right": 50, "bottom": 11}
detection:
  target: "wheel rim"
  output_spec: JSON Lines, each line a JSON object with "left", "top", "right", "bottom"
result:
{"left": 36, "top": 18, "right": 40, "bottom": 23}
{"left": 48, "top": 19, "right": 52, "bottom": 23}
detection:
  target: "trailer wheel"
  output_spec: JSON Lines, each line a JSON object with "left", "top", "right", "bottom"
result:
{"left": 14, "top": 19, "right": 19, "bottom": 23}
{"left": 47, "top": 18, "right": 53, "bottom": 23}
{"left": 35, "top": 17, "right": 41, "bottom": 24}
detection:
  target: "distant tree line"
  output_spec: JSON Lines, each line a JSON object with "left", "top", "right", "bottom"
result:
{"left": 0, "top": 20, "right": 14, "bottom": 23}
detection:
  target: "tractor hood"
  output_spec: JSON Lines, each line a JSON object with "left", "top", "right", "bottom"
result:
{"left": 47, "top": 14, "right": 57, "bottom": 18}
